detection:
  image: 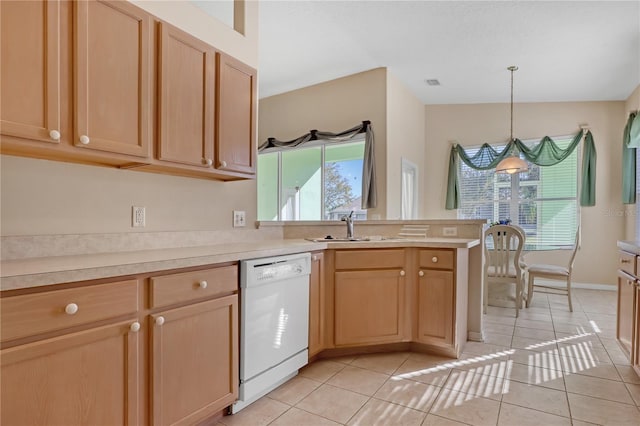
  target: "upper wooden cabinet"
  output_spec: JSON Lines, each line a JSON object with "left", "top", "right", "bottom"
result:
{"left": 216, "top": 53, "right": 257, "bottom": 176}
{"left": 74, "top": 0, "right": 152, "bottom": 158}
{"left": 157, "top": 22, "right": 215, "bottom": 169}
{"left": 146, "top": 21, "right": 257, "bottom": 180}
{"left": 1, "top": 0, "right": 257, "bottom": 181}
{"left": 1, "top": 0, "right": 62, "bottom": 144}
{"left": 1, "top": 0, "right": 152, "bottom": 165}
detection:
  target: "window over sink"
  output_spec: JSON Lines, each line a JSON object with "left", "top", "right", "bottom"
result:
{"left": 257, "top": 139, "right": 367, "bottom": 221}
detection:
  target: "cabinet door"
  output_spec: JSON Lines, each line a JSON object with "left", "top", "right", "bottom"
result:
{"left": 74, "top": 0, "right": 151, "bottom": 157}
{"left": 1, "top": 0, "right": 61, "bottom": 143}
{"left": 618, "top": 270, "right": 636, "bottom": 358}
{"left": 634, "top": 285, "right": 640, "bottom": 372}
{"left": 158, "top": 22, "right": 215, "bottom": 168}
{"left": 309, "top": 252, "right": 325, "bottom": 357}
{"left": 151, "top": 295, "right": 238, "bottom": 425}
{"left": 1, "top": 319, "right": 139, "bottom": 426}
{"left": 215, "top": 53, "right": 256, "bottom": 175}
{"left": 417, "top": 269, "right": 454, "bottom": 345}
{"left": 334, "top": 269, "right": 405, "bottom": 346}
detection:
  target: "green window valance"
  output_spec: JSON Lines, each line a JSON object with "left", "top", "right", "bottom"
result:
{"left": 623, "top": 111, "right": 639, "bottom": 204}
{"left": 446, "top": 130, "right": 597, "bottom": 210}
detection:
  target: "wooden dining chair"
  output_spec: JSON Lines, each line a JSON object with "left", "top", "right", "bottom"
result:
{"left": 525, "top": 227, "right": 580, "bottom": 312}
{"left": 483, "top": 225, "right": 526, "bottom": 317}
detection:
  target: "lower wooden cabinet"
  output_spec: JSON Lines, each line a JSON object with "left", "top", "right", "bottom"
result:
{"left": 634, "top": 285, "right": 640, "bottom": 373}
{"left": 0, "top": 263, "right": 240, "bottom": 426}
{"left": 334, "top": 269, "right": 406, "bottom": 346}
{"left": 151, "top": 295, "right": 238, "bottom": 425}
{"left": 1, "top": 319, "right": 140, "bottom": 425}
{"left": 325, "top": 247, "right": 467, "bottom": 357}
{"left": 417, "top": 269, "right": 454, "bottom": 345}
{"left": 308, "top": 251, "right": 325, "bottom": 357}
{"left": 617, "top": 270, "right": 636, "bottom": 357}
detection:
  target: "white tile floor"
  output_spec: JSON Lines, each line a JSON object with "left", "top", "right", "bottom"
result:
{"left": 220, "top": 289, "right": 640, "bottom": 426}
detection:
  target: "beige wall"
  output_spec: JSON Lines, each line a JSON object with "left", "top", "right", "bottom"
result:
{"left": 0, "top": 0, "right": 259, "bottom": 237}
{"left": 425, "top": 101, "right": 626, "bottom": 285}
{"left": 258, "top": 68, "right": 389, "bottom": 219}
{"left": 131, "top": 0, "right": 258, "bottom": 69}
{"left": 386, "top": 73, "right": 427, "bottom": 219}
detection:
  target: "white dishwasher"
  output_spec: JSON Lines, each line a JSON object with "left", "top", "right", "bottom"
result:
{"left": 232, "top": 252, "right": 311, "bottom": 413}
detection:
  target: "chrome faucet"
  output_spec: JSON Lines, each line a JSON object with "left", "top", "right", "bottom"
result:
{"left": 342, "top": 211, "right": 355, "bottom": 239}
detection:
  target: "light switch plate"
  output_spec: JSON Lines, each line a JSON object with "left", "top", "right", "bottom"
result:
{"left": 233, "top": 210, "right": 246, "bottom": 227}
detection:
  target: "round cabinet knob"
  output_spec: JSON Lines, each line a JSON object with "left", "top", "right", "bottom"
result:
{"left": 49, "top": 129, "right": 61, "bottom": 141}
{"left": 622, "top": 259, "right": 631, "bottom": 264}
{"left": 432, "top": 257, "right": 439, "bottom": 263}
{"left": 65, "top": 303, "right": 79, "bottom": 315}
{"left": 79, "top": 135, "right": 90, "bottom": 145}
{"left": 203, "top": 158, "right": 213, "bottom": 167}
{"left": 130, "top": 322, "right": 141, "bottom": 333}
{"left": 220, "top": 160, "right": 227, "bottom": 168}
{"left": 155, "top": 316, "right": 165, "bottom": 326}
{"left": 198, "top": 280, "right": 208, "bottom": 289}
{"left": 400, "top": 270, "right": 406, "bottom": 277}
{"left": 419, "top": 271, "right": 425, "bottom": 277}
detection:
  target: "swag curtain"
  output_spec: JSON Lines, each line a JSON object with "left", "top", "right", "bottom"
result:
{"left": 445, "top": 130, "right": 597, "bottom": 210}
{"left": 258, "top": 121, "right": 377, "bottom": 209}
{"left": 623, "top": 111, "right": 639, "bottom": 204}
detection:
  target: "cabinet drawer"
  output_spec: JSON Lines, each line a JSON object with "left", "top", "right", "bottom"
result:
{"left": 619, "top": 251, "right": 637, "bottom": 276}
{"left": 1, "top": 279, "right": 139, "bottom": 343}
{"left": 419, "top": 249, "right": 454, "bottom": 270}
{"left": 334, "top": 249, "right": 405, "bottom": 270}
{"left": 150, "top": 265, "right": 238, "bottom": 309}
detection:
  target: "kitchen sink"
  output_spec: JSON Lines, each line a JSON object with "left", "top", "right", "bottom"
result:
{"left": 307, "top": 237, "right": 371, "bottom": 242}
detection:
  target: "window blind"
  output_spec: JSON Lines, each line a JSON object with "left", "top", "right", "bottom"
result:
{"left": 458, "top": 137, "right": 579, "bottom": 250}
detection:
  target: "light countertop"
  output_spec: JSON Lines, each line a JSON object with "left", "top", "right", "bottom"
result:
{"left": 1, "top": 237, "right": 479, "bottom": 291}
{"left": 618, "top": 240, "right": 640, "bottom": 256}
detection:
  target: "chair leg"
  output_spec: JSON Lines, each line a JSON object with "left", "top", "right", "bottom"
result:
{"left": 526, "top": 273, "right": 534, "bottom": 308}
{"left": 567, "top": 277, "right": 573, "bottom": 312}
{"left": 515, "top": 282, "right": 520, "bottom": 318}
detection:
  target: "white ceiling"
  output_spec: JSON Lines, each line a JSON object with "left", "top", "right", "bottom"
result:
{"left": 257, "top": 0, "right": 640, "bottom": 104}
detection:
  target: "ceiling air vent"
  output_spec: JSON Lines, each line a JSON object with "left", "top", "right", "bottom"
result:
{"left": 425, "top": 79, "right": 441, "bottom": 86}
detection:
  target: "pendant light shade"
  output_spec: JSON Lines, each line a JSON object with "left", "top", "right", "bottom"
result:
{"left": 495, "top": 155, "right": 529, "bottom": 174}
{"left": 496, "top": 66, "right": 528, "bottom": 174}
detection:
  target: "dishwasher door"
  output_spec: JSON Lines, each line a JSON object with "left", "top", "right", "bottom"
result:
{"left": 234, "top": 252, "right": 310, "bottom": 413}
{"left": 241, "top": 273, "right": 310, "bottom": 380}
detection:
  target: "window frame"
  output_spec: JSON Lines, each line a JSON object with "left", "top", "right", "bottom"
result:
{"left": 257, "top": 137, "right": 366, "bottom": 221}
{"left": 457, "top": 135, "right": 581, "bottom": 250}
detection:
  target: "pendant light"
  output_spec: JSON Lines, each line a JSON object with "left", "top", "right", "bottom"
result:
{"left": 496, "top": 66, "right": 529, "bottom": 174}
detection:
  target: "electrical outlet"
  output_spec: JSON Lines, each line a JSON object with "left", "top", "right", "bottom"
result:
{"left": 132, "top": 206, "right": 146, "bottom": 227}
{"left": 443, "top": 226, "right": 457, "bottom": 237}
{"left": 233, "top": 210, "right": 246, "bottom": 228}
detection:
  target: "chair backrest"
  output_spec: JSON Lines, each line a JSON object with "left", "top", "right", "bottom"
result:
{"left": 484, "top": 225, "right": 525, "bottom": 277}
{"left": 568, "top": 226, "right": 581, "bottom": 272}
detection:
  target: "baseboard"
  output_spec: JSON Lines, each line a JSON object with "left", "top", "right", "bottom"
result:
{"left": 467, "top": 331, "right": 484, "bottom": 342}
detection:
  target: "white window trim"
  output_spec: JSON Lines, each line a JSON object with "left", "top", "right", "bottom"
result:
{"left": 261, "top": 137, "right": 366, "bottom": 221}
